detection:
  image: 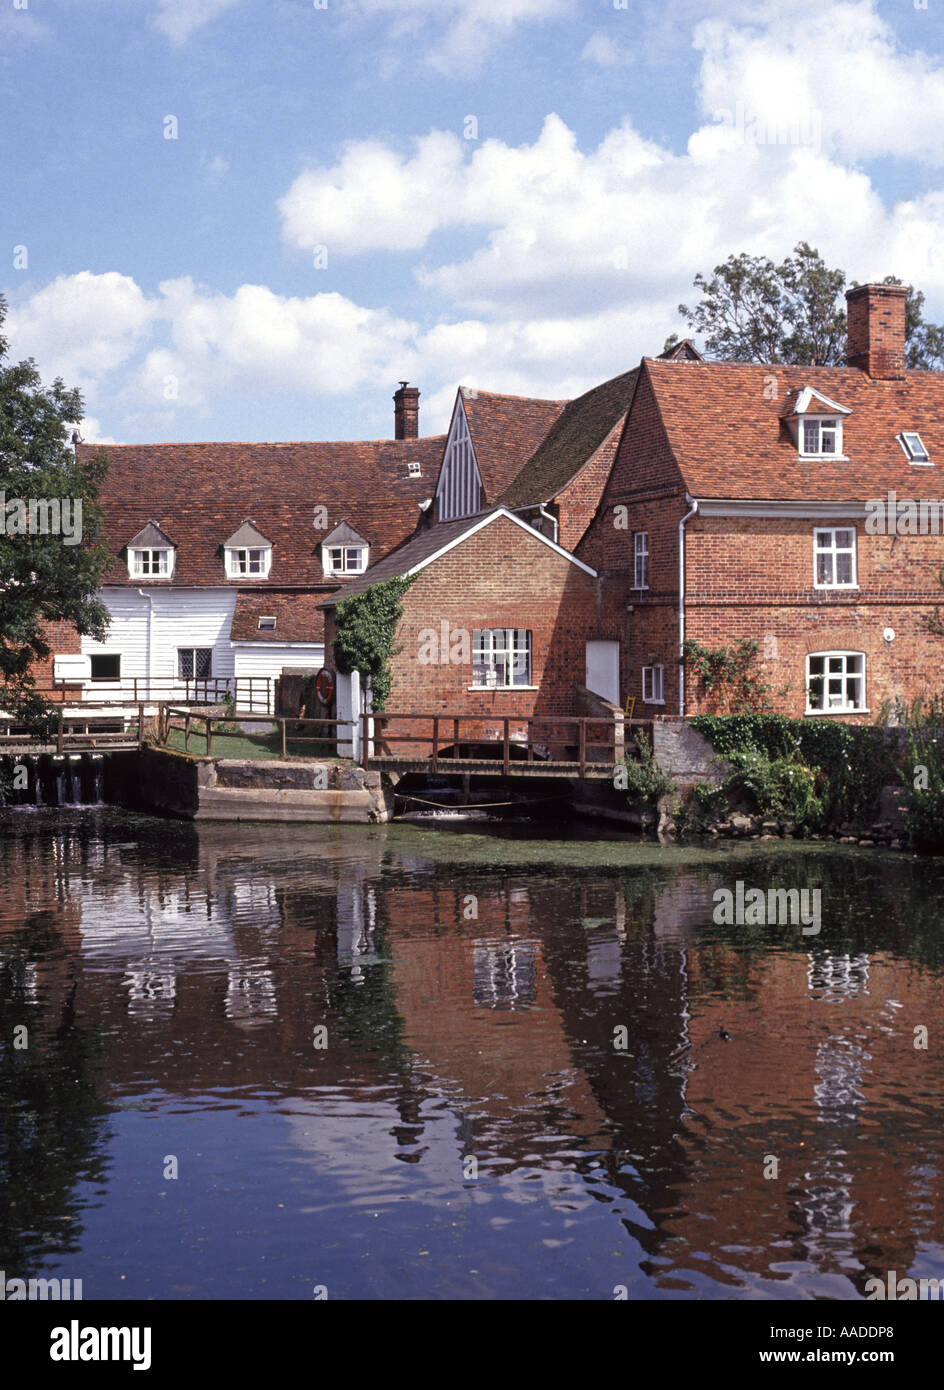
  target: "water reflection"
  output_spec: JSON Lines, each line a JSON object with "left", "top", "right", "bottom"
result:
{"left": 1, "top": 810, "right": 943, "bottom": 1300}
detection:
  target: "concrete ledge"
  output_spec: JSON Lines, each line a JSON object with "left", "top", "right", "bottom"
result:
{"left": 195, "top": 786, "right": 384, "bottom": 822}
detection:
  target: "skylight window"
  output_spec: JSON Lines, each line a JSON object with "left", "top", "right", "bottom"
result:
{"left": 899, "top": 432, "right": 931, "bottom": 464}
{"left": 258, "top": 616, "right": 276, "bottom": 631}
{"left": 408, "top": 460, "right": 421, "bottom": 477}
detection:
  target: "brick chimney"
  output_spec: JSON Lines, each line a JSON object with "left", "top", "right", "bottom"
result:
{"left": 845, "top": 283, "right": 907, "bottom": 378}
{"left": 393, "top": 381, "right": 420, "bottom": 440}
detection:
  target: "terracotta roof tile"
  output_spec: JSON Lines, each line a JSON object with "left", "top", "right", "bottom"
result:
{"left": 459, "top": 388, "right": 567, "bottom": 502}
{"left": 499, "top": 369, "right": 638, "bottom": 507}
{"left": 79, "top": 436, "right": 446, "bottom": 588}
{"left": 645, "top": 358, "right": 944, "bottom": 502}
{"left": 230, "top": 590, "right": 330, "bottom": 643}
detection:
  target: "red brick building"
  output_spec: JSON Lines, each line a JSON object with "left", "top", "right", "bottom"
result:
{"left": 577, "top": 284, "right": 944, "bottom": 720}
{"left": 321, "top": 508, "right": 599, "bottom": 750}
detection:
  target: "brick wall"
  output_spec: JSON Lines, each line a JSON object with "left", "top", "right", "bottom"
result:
{"left": 324, "top": 514, "right": 600, "bottom": 754}
{"left": 683, "top": 514, "right": 944, "bottom": 720}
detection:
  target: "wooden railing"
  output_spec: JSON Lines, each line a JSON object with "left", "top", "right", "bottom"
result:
{"left": 162, "top": 708, "right": 351, "bottom": 758}
{"left": 1, "top": 677, "right": 273, "bottom": 715}
{"left": 359, "top": 711, "right": 620, "bottom": 776}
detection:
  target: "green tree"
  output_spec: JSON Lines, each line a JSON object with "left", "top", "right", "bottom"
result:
{"left": 0, "top": 294, "right": 111, "bottom": 725}
{"left": 678, "top": 242, "right": 942, "bottom": 367}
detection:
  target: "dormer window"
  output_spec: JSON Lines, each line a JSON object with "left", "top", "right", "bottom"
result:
{"left": 321, "top": 520, "right": 369, "bottom": 577}
{"left": 327, "top": 546, "right": 366, "bottom": 574}
{"left": 223, "top": 521, "right": 272, "bottom": 580}
{"left": 126, "top": 521, "right": 176, "bottom": 580}
{"left": 899, "top": 432, "right": 931, "bottom": 464}
{"left": 784, "top": 387, "right": 851, "bottom": 460}
{"left": 803, "top": 418, "right": 840, "bottom": 456}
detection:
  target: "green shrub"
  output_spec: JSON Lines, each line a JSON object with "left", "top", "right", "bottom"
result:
{"left": 620, "top": 731, "right": 675, "bottom": 804}
{"left": 691, "top": 713, "right": 891, "bottom": 829}
{"left": 896, "top": 695, "right": 944, "bottom": 851}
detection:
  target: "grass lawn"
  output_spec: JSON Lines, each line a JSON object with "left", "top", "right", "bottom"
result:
{"left": 163, "top": 725, "right": 345, "bottom": 762}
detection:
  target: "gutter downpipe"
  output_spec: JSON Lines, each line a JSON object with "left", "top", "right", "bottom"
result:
{"left": 678, "top": 496, "right": 699, "bottom": 717}
{"left": 137, "top": 589, "right": 153, "bottom": 701}
{"left": 537, "top": 505, "right": 559, "bottom": 546}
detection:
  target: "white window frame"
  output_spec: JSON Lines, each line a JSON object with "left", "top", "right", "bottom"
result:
{"left": 633, "top": 531, "right": 649, "bottom": 590}
{"left": 324, "top": 545, "right": 367, "bottom": 575}
{"left": 178, "top": 647, "right": 213, "bottom": 681}
{"left": 799, "top": 416, "right": 844, "bottom": 459}
{"left": 257, "top": 616, "right": 277, "bottom": 631}
{"left": 898, "top": 432, "right": 932, "bottom": 465}
{"left": 642, "top": 664, "right": 664, "bottom": 704}
{"left": 129, "top": 548, "right": 173, "bottom": 579}
{"left": 408, "top": 460, "right": 422, "bottom": 477}
{"left": 806, "top": 651, "right": 866, "bottom": 715}
{"left": 225, "top": 546, "right": 271, "bottom": 579}
{"left": 471, "top": 629, "right": 532, "bottom": 689}
{"left": 89, "top": 653, "right": 122, "bottom": 682}
{"left": 813, "top": 527, "right": 857, "bottom": 589}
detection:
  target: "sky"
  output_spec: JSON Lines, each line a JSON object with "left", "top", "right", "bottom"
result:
{"left": 2, "top": 0, "right": 944, "bottom": 446}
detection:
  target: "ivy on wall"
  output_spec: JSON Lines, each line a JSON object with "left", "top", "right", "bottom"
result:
{"left": 332, "top": 575, "right": 415, "bottom": 713}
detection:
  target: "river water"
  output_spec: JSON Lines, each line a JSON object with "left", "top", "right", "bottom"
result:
{"left": 1, "top": 807, "right": 943, "bottom": 1301}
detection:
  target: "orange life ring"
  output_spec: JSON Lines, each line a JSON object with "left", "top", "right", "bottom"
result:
{"left": 314, "top": 668, "right": 335, "bottom": 706}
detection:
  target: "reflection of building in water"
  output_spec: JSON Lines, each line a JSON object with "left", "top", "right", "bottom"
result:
{"left": 336, "top": 872, "right": 376, "bottom": 982}
{"left": 807, "top": 951, "right": 870, "bottom": 1000}
{"left": 225, "top": 962, "right": 277, "bottom": 1022}
{"left": 473, "top": 938, "right": 536, "bottom": 1008}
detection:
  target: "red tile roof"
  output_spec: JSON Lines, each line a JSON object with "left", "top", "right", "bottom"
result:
{"left": 498, "top": 369, "right": 638, "bottom": 508}
{"left": 459, "top": 388, "right": 567, "bottom": 502}
{"left": 645, "top": 358, "right": 944, "bottom": 502}
{"left": 230, "top": 590, "right": 330, "bottom": 643}
{"left": 79, "top": 436, "right": 446, "bottom": 587}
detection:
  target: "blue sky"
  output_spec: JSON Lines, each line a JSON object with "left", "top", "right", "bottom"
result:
{"left": 2, "top": 0, "right": 944, "bottom": 444}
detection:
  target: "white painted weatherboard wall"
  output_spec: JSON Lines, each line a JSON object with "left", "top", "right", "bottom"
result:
{"left": 80, "top": 587, "right": 237, "bottom": 691}
{"left": 231, "top": 643, "right": 324, "bottom": 682}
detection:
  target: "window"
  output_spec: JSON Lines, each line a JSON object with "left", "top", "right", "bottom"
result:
{"left": 472, "top": 629, "right": 532, "bottom": 688}
{"left": 633, "top": 531, "right": 649, "bottom": 589}
{"left": 642, "top": 664, "right": 664, "bottom": 704}
{"left": 814, "top": 527, "right": 857, "bottom": 588}
{"left": 408, "top": 460, "right": 422, "bottom": 477}
{"left": 226, "top": 547, "right": 271, "bottom": 578}
{"left": 801, "top": 417, "right": 842, "bottom": 457}
{"left": 258, "top": 616, "right": 277, "bottom": 631}
{"left": 130, "top": 548, "right": 172, "bottom": 577}
{"left": 807, "top": 652, "right": 865, "bottom": 713}
{"left": 898, "top": 432, "right": 931, "bottom": 464}
{"left": 178, "top": 648, "right": 212, "bottom": 680}
{"left": 90, "top": 654, "right": 121, "bottom": 681}
{"left": 327, "top": 546, "right": 366, "bottom": 574}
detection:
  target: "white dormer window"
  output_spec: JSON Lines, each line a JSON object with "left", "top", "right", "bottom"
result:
{"left": 222, "top": 520, "right": 273, "bottom": 580}
{"left": 898, "top": 432, "right": 931, "bottom": 464}
{"left": 130, "top": 548, "right": 172, "bottom": 578}
{"left": 326, "top": 546, "right": 366, "bottom": 574}
{"left": 126, "top": 521, "right": 176, "bottom": 580}
{"left": 321, "top": 520, "right": 369, "bottom": 576}
{"left": 408, "top": 460, "right": 421, "bottom": 477}
{"left": 787, "top": 387, "right": 851, "bottom": 460}
{"left": 226, "top": 546, "right": 271, "bottom": 578}
{"left": 803, "top": 418, "right": 840, "bottom": 456}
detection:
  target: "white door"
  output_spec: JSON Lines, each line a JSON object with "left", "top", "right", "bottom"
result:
{"left": 585, "top": 641, "right": 620, "bottom": 705}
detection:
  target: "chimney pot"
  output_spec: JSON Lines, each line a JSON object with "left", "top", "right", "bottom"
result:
{"left": 394, "top": 382, "right": 420, "bottom": 440}
{"left": 845, "top": 283, "right": 907, "bottom": 379}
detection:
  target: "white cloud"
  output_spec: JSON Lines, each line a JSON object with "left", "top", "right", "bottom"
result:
{"left": 694, "top": 0, "right": 944, "bottom": 166}
{"left": 340, "top": 0, "right": 573, "bottom": 75}
{"left": 0, "top": 11, "right": 50, "bottom": 44}
{"left": 580, "top": 33, "right": 633, "bottom": 68}
{"left": 5, "top": 272, "right": 155, "bottom": 393}
{"left": 152, "top": 0, "right": 241, "bottom": 45}
{"left": 77, "top": 417, "right": 119, "bottom": 447}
